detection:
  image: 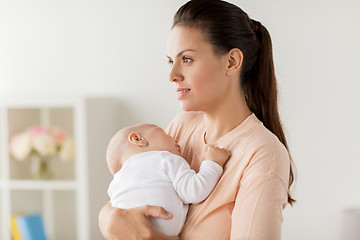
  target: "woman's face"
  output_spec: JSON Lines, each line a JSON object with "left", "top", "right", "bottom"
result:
{"left": 167, "top": 25, "right": 230, "bottom": 112}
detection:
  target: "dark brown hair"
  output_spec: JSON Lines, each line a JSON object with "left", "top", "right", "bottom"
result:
{"left": 173, "top": 0, "right": 295, "bottom": 205}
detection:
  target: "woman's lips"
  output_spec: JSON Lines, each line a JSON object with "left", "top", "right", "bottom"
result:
{"left": 176, "top": 88, "right": 191, "bottom": 99}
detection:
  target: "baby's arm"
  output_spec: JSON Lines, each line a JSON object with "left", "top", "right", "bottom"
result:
{"left": 164, "top": 148, "right": 230, "bottom": 205}
{"left": 205, "top": 145, "right": 231, "bottom": 168}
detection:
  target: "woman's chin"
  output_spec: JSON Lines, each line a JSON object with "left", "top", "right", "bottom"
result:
{"left": 180, "top": 102, "right": 199, "bottom": 112}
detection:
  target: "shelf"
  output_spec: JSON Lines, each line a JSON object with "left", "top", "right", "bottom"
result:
{"left": 0, "top": 97, "right": 119, "bottom": 240}
{"left": 8, "top": 180, "right": 77, "bottom": 190}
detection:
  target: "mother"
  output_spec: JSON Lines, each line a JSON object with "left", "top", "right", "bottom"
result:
{"left": 99, "top": 0, "right": 295, "bottom": 239}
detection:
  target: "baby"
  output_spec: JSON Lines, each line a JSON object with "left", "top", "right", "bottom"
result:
{"left": 106, "top": 123, "right": 230, "bottom": 236}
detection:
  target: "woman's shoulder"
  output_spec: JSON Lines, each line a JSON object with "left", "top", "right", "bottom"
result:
{"left": 246, "top": 121, "right": 288, "bottom": 159}
{"left": 239, "top": 114, "right": 285, "bottom": 150}
{"left": 243, "top": 118, "right": 290, "bottom": 178}
{"left": 230, "top": 114, "right": 289, "bottom": 167}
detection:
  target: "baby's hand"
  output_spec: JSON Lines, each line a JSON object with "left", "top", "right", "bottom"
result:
{"left": 204, "top": 146, "right": 231, "bottom": 168}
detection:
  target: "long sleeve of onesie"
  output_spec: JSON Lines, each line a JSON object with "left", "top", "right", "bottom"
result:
{"left": 162, "top": 154, "right": 223, "bottom": 204}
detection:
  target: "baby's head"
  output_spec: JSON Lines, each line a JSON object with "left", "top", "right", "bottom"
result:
{"left": 106, "top": 124, "right": 181, "bottom": 175}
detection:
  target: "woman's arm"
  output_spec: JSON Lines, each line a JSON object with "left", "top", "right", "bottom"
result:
{"left": 231, "top": 175, "right": 288, "bottom": 239}
{"left": 230, "top": 144, "right": 290, "bottom": 240}
{"left": 99, "top": 202, "right": 180, "bottom": 240}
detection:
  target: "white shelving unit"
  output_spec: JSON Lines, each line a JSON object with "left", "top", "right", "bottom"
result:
{"left": 0, "top": 96, "right": 120, "bottom": 240}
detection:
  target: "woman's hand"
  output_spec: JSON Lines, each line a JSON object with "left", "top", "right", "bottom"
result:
{"left": 99, "top": 202, "right": 180, "bottom": 240}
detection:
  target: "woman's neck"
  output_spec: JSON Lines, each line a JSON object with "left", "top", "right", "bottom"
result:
{"left": 203, "top": 94, "right": 251, "bottom": 144}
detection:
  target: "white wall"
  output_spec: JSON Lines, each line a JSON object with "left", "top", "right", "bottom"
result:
{"left": 1, "top": 0, "right": 359, "bottom": 239}
{"left": 0, "top": 0, "right": 184, "bottom": 128}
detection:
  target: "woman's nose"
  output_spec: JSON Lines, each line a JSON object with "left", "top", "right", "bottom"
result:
{"left": 168, "top": 63, "right": 184, "bottom": 83}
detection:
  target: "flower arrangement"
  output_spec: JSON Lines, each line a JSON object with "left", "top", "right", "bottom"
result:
{"left": 9, "top": 125, "right": 74, "bottom": 162}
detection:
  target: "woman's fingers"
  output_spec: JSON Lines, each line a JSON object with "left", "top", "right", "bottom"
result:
{"left": 99, "top": 203, "right": 177, "bottom": 240}
{"left": 142, "top": 205, "right": 174, "bottom": 220}
{"left": 141, "top": 205, "right": 179, "bottom": 240}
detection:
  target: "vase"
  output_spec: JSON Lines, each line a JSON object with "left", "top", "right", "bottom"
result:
{"left": 30, "top": 154, "right": 54, "bottom": 180}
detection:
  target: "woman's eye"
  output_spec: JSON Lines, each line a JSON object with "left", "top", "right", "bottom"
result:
{"left": 168, "top": 60, "right": 174, "bottom": 67}
{"left": 182, "top": 56, "right": 192, "bottom": 63}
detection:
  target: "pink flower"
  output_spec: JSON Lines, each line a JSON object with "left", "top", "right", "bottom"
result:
{"left": 50, "top": 128, "right": 67, "bottom": 145}
{"left": 9, "top": 125, "right": 74, "bottom": 161}
{"left": 28, "top": 126, "right": 47, "bottom": 136}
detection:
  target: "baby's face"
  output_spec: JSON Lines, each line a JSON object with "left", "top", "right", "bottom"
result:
{"left": 145, "top": 126, "right": 181, "bottom": 156}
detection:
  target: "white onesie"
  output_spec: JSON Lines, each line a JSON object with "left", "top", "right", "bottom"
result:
{"left": 107, "top": 150, "right": 223, "bottom": 236}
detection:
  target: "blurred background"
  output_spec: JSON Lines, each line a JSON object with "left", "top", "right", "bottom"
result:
{"left": 0, "top": 0, "right": 359, "bottom": 239}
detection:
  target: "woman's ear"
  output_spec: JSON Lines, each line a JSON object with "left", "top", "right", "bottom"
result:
{"left": 128, "top": 132, "right": 148, "bottom": 147}
{"left": 226, "top": 48, "right": 243, "bottom": 76}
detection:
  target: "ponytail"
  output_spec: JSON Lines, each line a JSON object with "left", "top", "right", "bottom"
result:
{"left": 243, "top": 20, "right": 296, "bottom": 205}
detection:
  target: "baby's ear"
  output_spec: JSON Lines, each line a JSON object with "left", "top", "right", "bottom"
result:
{"left": 128, "top": 132, "right": 148, "bottom": 147}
